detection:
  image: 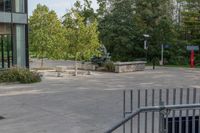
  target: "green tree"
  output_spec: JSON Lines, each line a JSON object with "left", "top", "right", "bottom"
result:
{"left": 134, "top": 0, "right": 176, "bottom": 62}
{"left": 63, "top": 9, "right": 100, "bottom": 75}
{"left": 98, "top": 0, "right": 137, "bottom": 61}
{"left": 63, "top": 12, "right": 100, "bottom": 61}
{"left": 180, "top": 0, "right": 200, "bottom": 45}
{"left": 171, "top": 0, "right": 200, "bottom": 65}
{"left": 72, "top": 0, "right": 97, "bottom": 23}
{"left": 98, "top": 0, "right": 176, "bottom": 62}
{"left": 97, "top": 0, "right": 110, "bottom": 18}
{"left": 29, "top": 4, "right": 66, "bottom": 67}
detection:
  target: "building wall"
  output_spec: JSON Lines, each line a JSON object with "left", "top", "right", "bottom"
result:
{"left": 0, "top": 0, "right": 28, "bottom": 68}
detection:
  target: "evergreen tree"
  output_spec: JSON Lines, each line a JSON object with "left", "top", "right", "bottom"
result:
{"left": 134, "top": 0, "right": 175, "bottom": 62}
{"left": 181, "top": 0, "right": 200, "bottom": 45}
{"left": 99, "top": 0, "right": 137, "bottom": 61}
{"left": 173, "top": 0, "right": 200, "bottom": 65}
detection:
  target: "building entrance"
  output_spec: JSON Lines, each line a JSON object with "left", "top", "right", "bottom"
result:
{"left": 0, "top": 34, "right": 12, "bottom": 68}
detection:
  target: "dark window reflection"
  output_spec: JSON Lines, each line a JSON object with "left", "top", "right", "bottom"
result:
{"left": 0, "top": 0, "right": 11, "bottom": 12}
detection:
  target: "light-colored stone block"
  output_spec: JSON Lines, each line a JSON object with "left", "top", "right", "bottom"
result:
{"left": 78, "top": 62, "right": 96, "bottom": 71}
{"left": 55, "top": 66, "right": 67, "bottom": 72}
{"left": 114, "top": 61, "right": 146, "bottom": 73}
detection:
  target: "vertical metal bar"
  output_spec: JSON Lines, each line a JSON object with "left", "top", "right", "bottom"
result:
{"left": 25, "top": 0, "right": 30, "bottom": 68}
{"left": 199, "top": 89, "right": 200, "bottom": 133}
{"left": 159, "top": 89, "right": 162, "bottom": 105}
{"left": 172, "top": 89, "right": 176, "bottom": 133}
{"left": 130, "top": 90, "right": 133, "bottom": 113}
{"left": 123, "top": 90, "right": 126, "bottom": 118}
{"left": 152, "top": 89, "right": 155, "bottom": 133}
{"left": 144, "top": 89, "right": 148, "bottom": 133}
{"left": 179, "top": 88, "right": 183, "bottom": 133}
{"left": 6, "top": 35, "right": 10, "bottom": 68}
{"left": 159, "top": 89, "right": 163, "bottom": 133}
{"left": 0, "top": 36, "right": 2, "bottom": 68}
{"left": 130, "top": 90, "right": 133, "bottom": 133}
{"left": 192, "top": 88, "right": 196, "bottom": 133}
{"left": 199, "top": 109, "right": 200, "bottom": 133}
{"left": 160, "top": 113, "right": 165, "bottom": 133}
{"left": 199, "top": 103, "right": 200, "bottom": 133}
{"left": 137, "top": 89, "right": 140, "bottom": 133}
{"left": 123, "top": 90, "right": 126, "bottom": 133}
{"left": 1, "top": 38, "right": 4, "bottom": 68}
{"left": 11, "top": 0, "right": 14, "bottom": 66}
{"left": 186, "top": 88, "right": 190, "bottom": 133}
{"left": 166, "top": 89, "right": 169, "bottom": 133}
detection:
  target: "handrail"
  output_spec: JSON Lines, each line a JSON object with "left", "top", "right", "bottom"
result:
{"left": 105, "top": 103, "right": 200, "bottom": 133}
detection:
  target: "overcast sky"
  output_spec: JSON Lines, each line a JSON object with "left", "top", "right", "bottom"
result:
{"left": 28, "top": 0, "right": 98, "bottom": 18}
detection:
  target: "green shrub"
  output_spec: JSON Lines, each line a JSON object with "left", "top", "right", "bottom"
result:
{"left": 0, "top": 68, "right": 41, "bottom": 84}
{"left": 104, "top": 61, "right": 115, "bottom": 72}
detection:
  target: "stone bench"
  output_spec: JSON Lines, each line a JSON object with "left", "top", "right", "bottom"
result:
{"left": 114, "top": 61, "right": 146, "bottom": 73}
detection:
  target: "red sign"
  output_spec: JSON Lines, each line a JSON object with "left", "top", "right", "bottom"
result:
{"left": 190, "top": 50, "right": 195, "bottom": 68}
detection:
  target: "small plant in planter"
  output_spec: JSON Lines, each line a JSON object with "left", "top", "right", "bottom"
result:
{"left": 0, "top": 68, "right": 41, "bottom": 84}
{"left": 103, "top": 61, "right": 115, "bottom": 72}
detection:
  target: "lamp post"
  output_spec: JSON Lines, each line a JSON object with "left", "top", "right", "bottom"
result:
{"left": 161, "top": 44, "right": 164, "bottom": 65}
{"left": 74, "top": 25, "right": 80, "bottom": 76}
{"left": 143, "top": 34, "right": 150, "bottom": 61}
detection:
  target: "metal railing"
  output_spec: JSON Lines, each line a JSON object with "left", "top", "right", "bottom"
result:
{"left": 105, "top": 88, "right": 200, "bottom": 133}
{"left": 105, "top": 104, "right": 200, "bottom": 133}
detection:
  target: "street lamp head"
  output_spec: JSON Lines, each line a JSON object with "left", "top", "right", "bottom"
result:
{"left": 143, "top": 34, "right": 150, "bottom": 38}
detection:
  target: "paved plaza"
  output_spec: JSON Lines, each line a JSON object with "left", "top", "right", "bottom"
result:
{"left": 0, "top": 67, "right": 200, "bottom": 133}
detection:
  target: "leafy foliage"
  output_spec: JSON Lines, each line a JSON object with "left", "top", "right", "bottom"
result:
{"left": 29, "top": 3, "right": 100, "bottom": 63}
{"left": 99, "top": 0, "right": 137, "bottom": 61}
{"left": 0, "top": 68, "right": 41, "bottom": 84}
{"left": 29, "top": 0, "right": 200, "bottom": 66}
{"left": 63, "top": 5, "right": 100, "bottom": 61}
{"left": 29, "top": 4, "right": 66, "bottom": 61}
{"left": 103, "top": 61, "right": 115, "bottom": 72}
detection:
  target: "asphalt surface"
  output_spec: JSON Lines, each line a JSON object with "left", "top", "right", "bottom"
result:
{"left": 0, "top": 67, "right": 200, "bottom": 133}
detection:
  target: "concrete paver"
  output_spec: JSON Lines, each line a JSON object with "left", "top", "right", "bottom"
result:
{"left": 0, "top": 67, "right": 200, "bottom": 133}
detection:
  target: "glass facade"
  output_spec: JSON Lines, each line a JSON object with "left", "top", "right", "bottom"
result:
{"left": 0, "top": 0, "right": 28, "bottom": 69}
{"left": 0, "top": 0, "right": 11, "bottom": 12}
{"left": 15, "top": 0, "right": 25, "bottom": 13}
{"left": 0, "top": 24, "right": 12, "bottom": 68}
{"left": 0, "top": 0, "right": 25, "bottom": 13}
{"left": 0, "top": 23, "right": 10, "bottom": 34}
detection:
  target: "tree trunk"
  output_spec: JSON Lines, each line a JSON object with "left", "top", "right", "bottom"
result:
{"left": 74, "top": 53, "right": 78, "bottom": 76}
{"left": 40, "top": 47, "right": 45, "bottom": 68}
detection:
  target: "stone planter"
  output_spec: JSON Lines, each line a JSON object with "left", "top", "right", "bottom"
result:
{"left": 114, "top": 61, "right": 146, "bottom": 73}
{"left": 78, "top": 62, "right": 96, "bottom": 71}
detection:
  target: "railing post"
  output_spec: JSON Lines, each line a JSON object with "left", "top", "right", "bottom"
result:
{"left": 159, "top": 101, "right": 166, "bottom": 133}
{"left": 123, "top": 90, "right": 126, "bottom": 133}
{"left": 160, "top": 112, "right": 165, "bottom": 133}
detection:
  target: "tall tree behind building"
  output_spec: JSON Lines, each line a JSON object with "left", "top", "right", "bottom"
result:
{"left": 98, "top": 0, "right": 137, "bottom": 61}
{"left": 98, "top": 0, "right": 175, "bottom": 61}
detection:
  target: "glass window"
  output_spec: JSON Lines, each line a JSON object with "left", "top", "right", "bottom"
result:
{"left": 0, "top": 1, "right": 4, "bottom": 11}
{"left": 15, "top": 0, "right": 24, "bottom": 13}
{"left": 5, "top": 0, "right": 11, "bottom": 11}
{"left": 0, "top": 24, "right": 12, "bottom": 68}
{"left": 0, "top": 0, "right": 11, "bottom": 12}
{"left": 0, "top": 23, "right": 11, "bottom": 34}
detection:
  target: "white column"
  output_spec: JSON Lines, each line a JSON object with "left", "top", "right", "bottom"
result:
{"left": 16, "top": 25, "right": 25, "bottom": 67}
{"left": 15, "top": 0, "right": 24, "bottom": 13}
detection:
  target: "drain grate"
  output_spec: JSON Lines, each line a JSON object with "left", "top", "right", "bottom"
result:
{"left": 0, "top": 116, "right": 5, "bottom": 120}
